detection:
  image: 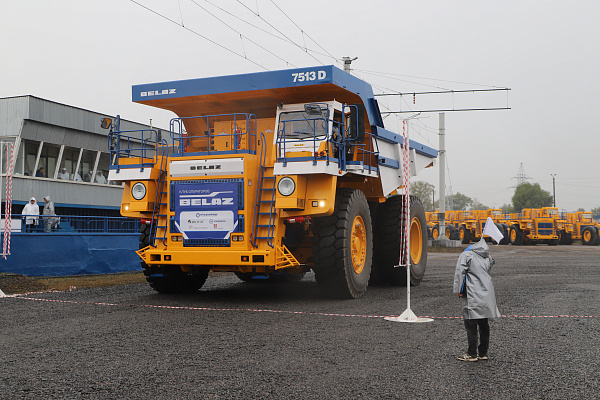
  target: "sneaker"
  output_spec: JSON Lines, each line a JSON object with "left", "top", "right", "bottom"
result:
{"left": 457, "top": 353, "right": 478, "bottom": 362}
{"left": 478, "top": 355, "right": 489, "bottom": 361}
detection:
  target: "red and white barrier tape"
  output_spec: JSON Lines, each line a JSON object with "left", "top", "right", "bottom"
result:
{"left": 6, "top": 288, "right": 600, "bottom": 320}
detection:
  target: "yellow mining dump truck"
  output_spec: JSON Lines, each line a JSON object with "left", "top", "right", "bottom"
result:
{"left": 561, "top": 211, "right": 600, "bottom": 245}
{"left": 426, "top": 211, "right": 440, "bottom": 239}
{"left": 507, "top": 208, "right": 559, "bottom": 246}
{"left": 106, "top": 66, "right": 437, "bottom": 298}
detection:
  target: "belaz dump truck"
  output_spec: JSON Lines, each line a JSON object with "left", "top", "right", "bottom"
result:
{"left": 106, "top": 66, "right": 437, "bottom": 298}
{"left": 561, "top": 211, "right": 600, "bottom": 245}
{"left": 507, "top": 208, "right": 559, "bottom": 246}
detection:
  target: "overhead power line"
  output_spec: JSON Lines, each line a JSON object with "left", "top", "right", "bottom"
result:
{"left": 200, "top": 0, "right": 335, "bottom": 61}
{"left": 129, "top": 0, "right": 269, "bottom": 70}
{"left": 268, "top": 0, "right": 340, "bottom": 65}
{"left": 189, "top": 0, "right": 296, "bottom": 67}
{"left": 235, "top": 0, "right": 325, "bottom": 66}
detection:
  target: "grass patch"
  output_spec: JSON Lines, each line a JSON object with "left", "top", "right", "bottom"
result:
{"left": 0, "top": 271, "right": 146, "bottom": 295}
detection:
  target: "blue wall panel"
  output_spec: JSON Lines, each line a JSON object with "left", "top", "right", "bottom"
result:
{"left": 0, "top": 233, "right": 140, "bottom": 276}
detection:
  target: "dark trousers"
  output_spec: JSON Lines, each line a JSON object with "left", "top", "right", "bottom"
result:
{"left": 464, "top": 318, "right": 490, "bottom": 357}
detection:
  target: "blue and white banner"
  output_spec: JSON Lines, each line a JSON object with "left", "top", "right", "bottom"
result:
{"left": 173, "top": 182, "right": 239, "bottom": 240}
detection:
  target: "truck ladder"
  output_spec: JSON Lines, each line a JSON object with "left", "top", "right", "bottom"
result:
{"left": 251, "top": 132, "right": 276, "bottom": 248}
{"left": 150, "top": 150, "right": 170, "bottom": 247}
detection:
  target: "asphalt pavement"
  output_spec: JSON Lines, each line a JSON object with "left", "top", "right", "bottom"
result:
{"left": 1, "top": 244, "right": 599, "bottom": 399}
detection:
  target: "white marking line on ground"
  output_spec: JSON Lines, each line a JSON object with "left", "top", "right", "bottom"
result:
{"left": 9, "top": 293, "right": 600, "bottom": 320}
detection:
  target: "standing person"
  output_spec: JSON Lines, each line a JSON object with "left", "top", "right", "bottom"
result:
{"left": 22, "top": 197, "right": 40, "bottom": 233}
{"left": 42, "top": 195, "right": 57, "bottom": 232}
{"left": 453, "top": 239, "right": 500, "bottom": 362}
{"left": 58, "top": 167, "right": 69, "bottom": 180}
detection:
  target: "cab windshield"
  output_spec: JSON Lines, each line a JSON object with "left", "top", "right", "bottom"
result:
{"left": 278, "top": 109, "right": 328, "bottom": 140}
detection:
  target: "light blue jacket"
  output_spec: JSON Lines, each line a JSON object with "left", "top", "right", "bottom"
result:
{"left": 453, "top": 239, "right": 500, "bottom": 319}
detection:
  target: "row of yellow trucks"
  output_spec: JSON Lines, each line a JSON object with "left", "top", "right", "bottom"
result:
{"left": 426, "top": 208, "right": 600, "bottom": 246}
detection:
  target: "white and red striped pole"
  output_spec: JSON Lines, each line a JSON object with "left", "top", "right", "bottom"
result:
{"left": 386, "top": 121, "right": 432, "bottom": 323}
{"left": 3, "top": 143, "right": 14, "bottom": 259}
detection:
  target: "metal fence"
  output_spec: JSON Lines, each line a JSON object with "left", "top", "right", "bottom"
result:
{"left": 4, "top": 214, "right": 138, "bottom": 234}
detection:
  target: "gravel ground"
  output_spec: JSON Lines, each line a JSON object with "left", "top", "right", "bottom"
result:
{"left": 1, "top": 244, "right": 599, "bottom": 399}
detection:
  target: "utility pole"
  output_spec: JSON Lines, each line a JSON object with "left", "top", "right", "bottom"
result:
{"left": 342, "top": 57, "right": 357, "bottom": 73}
{"left": 432, "top": 188, "right": 435, "bottom": 212}
{"left": 438, "top": 113, "right": 446, "bottom": 240}
{"left": 551, "top": 174, "right": 557, "bottom": 207}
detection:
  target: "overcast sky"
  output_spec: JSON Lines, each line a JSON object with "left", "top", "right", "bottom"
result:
{"left": 2, "top": 0, "right": 598, "bottom": 212}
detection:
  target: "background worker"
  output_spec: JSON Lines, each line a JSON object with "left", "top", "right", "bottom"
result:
{"left": 58, "top": 167, "right": 69, "bottom": 180}
{"left": 42, "top": 195, "right": 57, "bottom": 232}
{"left": 22, "top": 197, "right": 40, "bottom": 233}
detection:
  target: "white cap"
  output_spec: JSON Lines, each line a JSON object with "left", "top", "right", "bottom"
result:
{"left": 44, "top": 195, "right": 51, "bottom": 201}
{"left": 30, "top": 197, "right": 36, "bottom": 202}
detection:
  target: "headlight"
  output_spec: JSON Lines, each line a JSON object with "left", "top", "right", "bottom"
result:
{"left": 132, "top": 182, "right": 147, "bottom": 200}
{"left": 277, "top": 177, "right": 296, "bottom": 196}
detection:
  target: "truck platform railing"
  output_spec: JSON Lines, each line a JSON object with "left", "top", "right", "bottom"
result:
{"left": 169, "top": 113, "right": 258, "bottom": 156}
{"left": 8, "top": 214, "right": 139, "bottom": 234}
{"left": 276, "top": 106, "right": 378, "bottom": 174}
{"left": 108, "top": 128, "right": 165, "bottom": 172}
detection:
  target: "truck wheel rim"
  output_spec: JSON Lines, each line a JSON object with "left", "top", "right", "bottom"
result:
{"left": 584, "top": 230, "right": 591, "bottom": 242}
{"left": 351, "top": 215, "right": 366, "bottom": 274}
{"left": 460, "top": 230, "right": 465, "bottom": 240}
{"left": 433, "top": 228, "right": 438, "bottom": 239}
{"left": 410, "top": 217, "right": 423, "bottom": 265}
{"left": 511, "top": 229, "right": 516, "bottom": 241}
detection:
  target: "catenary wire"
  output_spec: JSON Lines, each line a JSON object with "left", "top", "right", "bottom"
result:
{"left": 200, "top": 0, "right": 335, "bottom": 61}
{"left": 235, "top": 0, "right": 326, "bottom": 65}
{"left": 129, "top": 0, "right": 269, "bottom": 70}
{"left": 189, "top": 0, "right": 296, "bottom": 67}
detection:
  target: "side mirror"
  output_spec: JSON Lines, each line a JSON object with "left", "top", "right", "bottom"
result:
{"left": 100, "top": 117, "right": 112, "bottom": 129}
{"left": 304, "top": 103, "right": 322, "bottom": 115}
{"left": 348, "top": 104, "right": 365, "bottom": 143}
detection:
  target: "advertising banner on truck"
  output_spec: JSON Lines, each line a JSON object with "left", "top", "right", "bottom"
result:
{"left": 173, "top": 182, "right": 239, "bottom": 240}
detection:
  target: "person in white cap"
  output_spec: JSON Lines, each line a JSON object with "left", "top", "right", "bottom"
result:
{"left": 58, "top": 168, "right": 69, "bottom": 180}
{"left": 22, "top": 197, "right": 40, "bottom": 233}
{"left": 95, "top": 170, "right": 107, "bottom": 184}
{"left": 43, "top": 195, "right": 57, "bottom": 232}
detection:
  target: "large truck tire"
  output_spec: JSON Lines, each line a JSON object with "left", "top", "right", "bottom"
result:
{"left": 372, "top": 195, "right": 428, "bottom": 287}
{"left": 140, "top": 223, "right": 209, "bottom": 293}
{"left": 144, "top": 265, "right": 209, "bottom": 293}
{"left": 445, "top": 224, "right": 456, "bottom": 240}
{"left": 312, "top": 188, "right": 373, "bottom": 299}
{"left": 494, "top": 223, "right": 508, "bottom": 245}
{"left": 510, "top": 225, "right": 523, "bottom": 245}
{"left": 582, "top": 226, "right": 598, "bottom": 245}
{"left": 431, "top": 224, "right": 440, "bottom": 240}
{"left": 459, "top": 225, "right": 471, "bottom": 244}
{"left": 559, "top": 231, "right": 573, "bottom": 245}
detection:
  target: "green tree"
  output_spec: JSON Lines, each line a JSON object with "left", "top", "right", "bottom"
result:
{"left": 576, "top": 208, "right": 585, "bottom": 212}
{"left": 512, "top": 182, "right": 553, "bottom": 211}
{"left": 591, "top": 206, "right": 600, "bottom": 217}
{"left": 447, "top": 192, "right": 472, "bottom": 210}
{"left": 500, "top": 203, "right": 515, "bottom": 213}
{"left": 411, "top": 181, "right": 435, "bottom": 211}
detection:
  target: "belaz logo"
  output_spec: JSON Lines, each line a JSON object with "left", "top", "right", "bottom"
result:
{"left": 140, "top": 89, "right": 176, "bottom": 97}
{"left": 190, "top": 165, "right": 222, "bottom": 171}
{"left": 180, "top": 198, "right": 234, "bottom": 206}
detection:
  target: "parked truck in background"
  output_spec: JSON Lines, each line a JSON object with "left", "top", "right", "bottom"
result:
{"left": 105, "top": 66, "right": 437, "bottom": 299}
{"left": 561, "top": 211, "right": 600, "bottom": 245}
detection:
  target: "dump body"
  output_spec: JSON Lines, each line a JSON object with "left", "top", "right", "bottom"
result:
{"left": 107, "top": 66, "right": 437, "bottom": 297}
